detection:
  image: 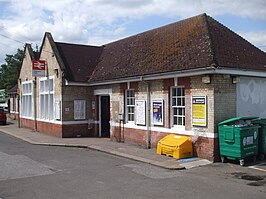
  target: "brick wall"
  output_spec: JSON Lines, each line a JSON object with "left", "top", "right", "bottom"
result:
{"left": 108, "top": 75, "right": 236, "bottom": 161}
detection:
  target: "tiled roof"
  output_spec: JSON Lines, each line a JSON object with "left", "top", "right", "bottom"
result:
{"left": 7, "top": 84, "right": 18, "bottom": 94}
{"left": 207, "top": 16, "right": 266, "bottom": 70}
{"left": 88, "top": 13, "right": 266, "bottom": 83}
{"left": 55, "top": 42, "right": 103, "bottom": 82}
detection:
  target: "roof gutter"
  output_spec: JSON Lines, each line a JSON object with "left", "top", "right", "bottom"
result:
{"left": 65, "top": 79, "right": 91, "bottom": 86}
{"left": 87, "top": 66, "right": 216, "bottom": 86}
{"left": 65, "top": 66, "right": 266, "bottom": 87}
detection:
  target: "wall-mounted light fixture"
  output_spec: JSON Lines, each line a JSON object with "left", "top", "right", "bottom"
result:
{"left": 202, "top": 75, "right": 211, "bottom": 84}
{"left": 232, "top": 76, "right": 240, "bottom": 84}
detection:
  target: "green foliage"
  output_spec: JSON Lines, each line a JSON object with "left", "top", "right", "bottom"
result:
{"left": 0, "top": 48, "right": 24, "bottom": 90}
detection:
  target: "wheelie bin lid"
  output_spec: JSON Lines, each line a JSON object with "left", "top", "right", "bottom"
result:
{"left": 218, "top": 116, "right": 259, "bottom": 125}
{"left": 252, "top": 118, "right": 266, "bottom": 125}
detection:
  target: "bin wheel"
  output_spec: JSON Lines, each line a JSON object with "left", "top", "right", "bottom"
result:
{"left": 239, "top": 159, "right": 245, "bottom": 166}
{"left": 252, "top": 155, "right": 257, "bottom": 163}
{"left": 259, "top": 154, "right": 265, "bottom": 161}
{"left": 221, "top": 156, "right": 226, "bottom": 163}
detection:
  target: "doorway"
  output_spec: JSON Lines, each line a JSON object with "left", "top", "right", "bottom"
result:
{"left": 100, "top": 96, "right": 110, "bottom": 137}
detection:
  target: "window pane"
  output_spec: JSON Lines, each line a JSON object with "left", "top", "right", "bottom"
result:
{"left": 183, "top": 117, "right": 185, "bottom": 126}
{"left": 178, "top": 108, "right": 182, "bottom": 115}
{"left": 177, "top": 88, "right": 181, "bottom": 96}
{"left": 172, "top": 98, "right": 176, "bottom": 106}
{"left": 49, "top": 94, "right": 54, "bottom": 120}
{"left": 172, "top": 88, "right": 177, "bottom": 96}
{"left": 29, "top": 83, "right": 32, "bottom": 93}
{"left": 40, "top": 81, "right": 44, "bottom": 92}
{"left": 45, "top": 94, "right": 48, "bottom": 119}
{"left": 49, "top": 79, "right": 53, "bottom": 92}
{"left": 174, "top": 116, "right": 177, "bottom": 125}
{"left": 182, "top": 98, "right": 185, "bottom": 106}
{"left": 173, "top": 108, "right": 177, "bottom": 115}
{"left": 178, "top": 117, "right": 182, "bottom": 125}
{"left": 177, "top": 98, "right": 181, "bottom": 106}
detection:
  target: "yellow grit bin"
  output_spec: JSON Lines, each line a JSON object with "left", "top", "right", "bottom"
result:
{"left": 157, "top": 134, "right": 193, "bottom": 159}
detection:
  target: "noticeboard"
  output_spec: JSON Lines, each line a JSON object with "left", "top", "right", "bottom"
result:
{"left": 192, "top": 96, "right": 207, "bottom": 126}
{"left": 152, "top": 100, "right": 164, "bottom": 126}
{"left": 135, "top": 100, "right": 146, "bottom": 125}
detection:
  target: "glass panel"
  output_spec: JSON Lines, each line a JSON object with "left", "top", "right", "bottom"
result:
{"left": 29, "top": 83, "right": 32, "bottom": 93}
{"left": 45, "top": 79, "right": 49, "bottom": 92}
{"left": 173, "top": 108, "right": 177, "bottom": 115}
{"left": 49, "top": 94, "right": 54, "bottom": 120}
{"left": 174, "top": 116, "right": 177, "bottom": 125}
{"left": 177, "top": 98, "right": 181, "bottom": 106}
{"left": 177, "top": 88, "right": 181, "bottom": 96}
{"left": 45, "top": 94, "right": 48, "bottom": 119}
{"left": 40, "top": 95, "right": 44, "bottom": 119}
{"left": 172, "top": 88, "right": 176, "bottom": 96}
{"left": 172, "top": 98, "right": 176, "bottom": 106}
{"left": 178, "top": 117, "right": 182, "bottom": 125}
{"left": 183, "top": 117, "right": 185, "bottom": 126}
{"left": 182, "top": 97, "right": 185, "bottom": 106}
{"left": 178, "top": 108, "right": 183, "bottom": 115}
{"left": 49, "top": 79, "right": 53, "bottom": 92}
{"left": 40, "top": 81, "right": 44, "bottom": 93}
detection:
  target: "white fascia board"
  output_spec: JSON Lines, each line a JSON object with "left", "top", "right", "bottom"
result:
{"left": 213, "top": 67, "right": 266, "bottom": 78}
{"left": 65, "top": 79, "right": 90, "bottom": 86}
{"left": 88, "top": 67, "right": 216, "bottom": 86}
{"left": 66, "top": 67, "right": 266, "bottom": 87}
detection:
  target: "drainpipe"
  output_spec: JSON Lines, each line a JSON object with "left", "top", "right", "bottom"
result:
{"left": 141, "top": 77, "right": 151, "bottom": 149}
{"left": 33, "top": 77, "right": 37, "bottom": 131}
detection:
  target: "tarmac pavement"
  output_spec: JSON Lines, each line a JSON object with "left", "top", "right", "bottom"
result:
{"left": 0, "top": 118, "right": 211, "bottom": 170}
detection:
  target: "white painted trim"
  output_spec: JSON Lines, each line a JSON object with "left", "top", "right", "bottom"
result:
{"left": 10, "top": 111, "right": 19, "bottom": 114}
{"left": 94, "top": 89, "right": 112, "bottom": 95}
{"left": 174, "top": 77, "right": 178, "bottom": 86}
{"left": 65, "top": 79, "right": 90, "bottom": 86}
{"left": 20, "top": 116, "right": 34, "bottom": 120}
{"left": 88, "top": 67, "right": 266, "bottom": 86}
{"left": 115, "top": 122, "right": 217, "bottom": 138}
{"left": 214, "top": 68, "right": 266, "bottom": 78}
{"left": 19, "top": 117, "right": 96, "bottom": 125}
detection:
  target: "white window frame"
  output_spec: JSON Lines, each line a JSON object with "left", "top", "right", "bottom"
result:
{"left": 171, "top": 87, "right": 185, "bottom": 127}
{"left": 39, "top": 76, "right": 54, "bottom": 121}
{"left": 125, "top": 89, "right": 135, "bottom": 123}
{"left": 21, "top": 80, "right": 33, "bottom": 118}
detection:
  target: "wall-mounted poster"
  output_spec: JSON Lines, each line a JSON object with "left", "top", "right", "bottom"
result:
{"left": 136, "top": 100, "right": 146, "bottom": 125}
{"left": 153, "top": 100, "right": 163, "bottom": 126}
{"left": 192, "top": 96, "right": 207, "bottom": 126}
{"left": 74, "top": 100, "right": 86, "bottom": 120}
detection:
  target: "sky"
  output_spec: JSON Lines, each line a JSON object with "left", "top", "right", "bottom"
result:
{"left": 0, "top": 0, "right": 266, "bottom": 64}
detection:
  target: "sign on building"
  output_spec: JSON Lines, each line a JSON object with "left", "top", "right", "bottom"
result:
{"left": 152, "top": 100, "right": 163, "bottom": 126}
{"left": 192, "top": 96, "right": 207, "bottom": 126}
{"left": 32, "top": 60, "right": 46, "bottom": 77}
{"left": 135, "top": 100, "right": 146, "bottom": 125}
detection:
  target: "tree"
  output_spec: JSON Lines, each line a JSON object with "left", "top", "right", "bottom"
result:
{"left": 0, "top": 48, "right": 24, "bottom": 90}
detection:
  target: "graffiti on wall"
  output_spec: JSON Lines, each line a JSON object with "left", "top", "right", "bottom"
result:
{"left": 239, "top": 79, "right": 266, "bottom": 104}
{"left": 237, "top": 77, "right": 266, "bottom": 118}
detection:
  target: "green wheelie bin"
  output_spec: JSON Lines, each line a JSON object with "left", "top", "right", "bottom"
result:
{"left": 252, "top": 119, "right": 266, "bottom": 160}
{"left": 218, "top": 117, "right": 259, "bottom": 166}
